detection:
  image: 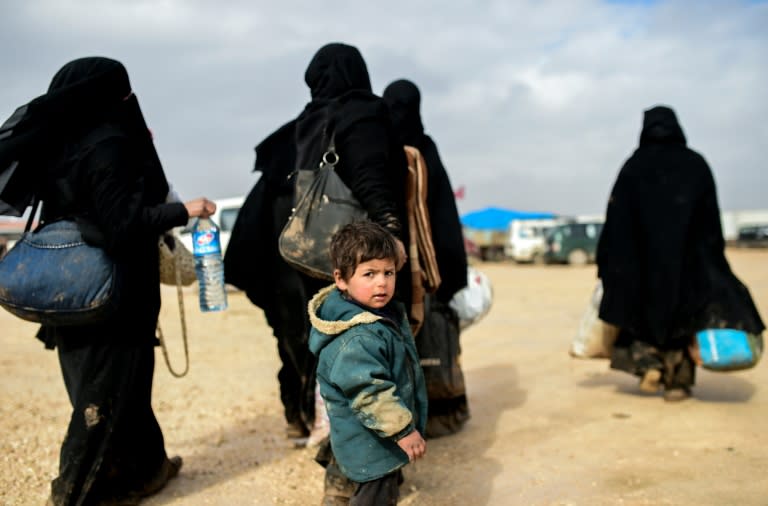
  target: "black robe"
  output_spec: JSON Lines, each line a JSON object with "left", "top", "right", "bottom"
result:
{"left": 383, "top": 79, "right": 467, "bottom": 303}
{"left": 597, "top": 105, "right": 764, "bottom": 349}
{"left": 383, "top": 78, "right": 470, "bottom": 437}
{"left": 224, "top": 119, "right": 313, "bottom": 428}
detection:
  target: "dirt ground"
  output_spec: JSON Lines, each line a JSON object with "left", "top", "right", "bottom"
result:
{"left": 1, "top": 248, "right": 767, "bottom": 506}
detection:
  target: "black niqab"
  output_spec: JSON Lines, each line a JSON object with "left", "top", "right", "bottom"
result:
{"left": 382, "top": 79, "right": 424, "bottom": 146}
{"left": 0, "top": 57, "right": 167, "bottom": 216}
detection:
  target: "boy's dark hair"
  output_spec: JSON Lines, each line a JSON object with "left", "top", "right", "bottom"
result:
{"left": 330, "top": 221, "right": 399, "bottom": 280}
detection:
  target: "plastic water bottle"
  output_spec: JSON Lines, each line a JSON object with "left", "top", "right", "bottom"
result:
{"left": 192, "top": 217, "right": 228, "bottom": 312}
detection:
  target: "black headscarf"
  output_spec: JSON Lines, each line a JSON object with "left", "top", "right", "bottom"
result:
{"left": 0, "top": 57, "right": 167, "bottom": 216}
{"left": 295, "top": 43, "right": 383, "bottom": 172}
{"left": 0, "top": 58, "right": 130, "bottom": 214}
{"left": 382, "top": 79, "right": 424, "bottom": 146}
{"left": 597, "top": 105, "right": 764, "bottom": 343}
{"left": 304, "top": 43, "right": 373, "bottom": 102}
{"left": 295, "top": 43, "right": 405, "bottom": 235}
{"left": 383, "top": 79, "right": 468, "bottom": 302}
{"left": 639, "top": 105, "right": 687, "bottom": 147}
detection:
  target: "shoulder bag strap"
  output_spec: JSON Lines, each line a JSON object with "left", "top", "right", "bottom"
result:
{"left": 24, "top": 198, "right": 41, "bottom": 233}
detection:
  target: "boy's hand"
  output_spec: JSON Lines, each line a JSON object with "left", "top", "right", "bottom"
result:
{"left": 397, "top": 430, "right": 426, "bottom": 462}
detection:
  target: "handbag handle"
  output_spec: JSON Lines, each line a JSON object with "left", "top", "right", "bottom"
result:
{"left": 24, "top": 198, "right": 40, "bottom": 233}
{"left": 321, "top": 131, "right": 339, "bottom": 168}
{"left": 156, "top": 238, "right": 190, "bottom": 378}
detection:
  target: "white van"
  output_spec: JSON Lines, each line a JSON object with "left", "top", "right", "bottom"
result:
{"left": 505, "top": 218, "right": 557, "bottom": 263}
{"left": 178, "top": 196, "right": 244, "bottom": 254}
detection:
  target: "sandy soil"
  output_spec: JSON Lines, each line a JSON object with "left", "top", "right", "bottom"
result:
{"left": 1, "top": 248, "right": 767, "bottom": 506}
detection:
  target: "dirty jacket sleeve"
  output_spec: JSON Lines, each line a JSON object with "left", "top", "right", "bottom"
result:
{"left": 327, "top": 334, "right": 415, "bottom": 439}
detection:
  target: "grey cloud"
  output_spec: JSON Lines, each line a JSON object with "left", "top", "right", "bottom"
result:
{"left": 1, "top": 0, "right": 766, "bottom": 216}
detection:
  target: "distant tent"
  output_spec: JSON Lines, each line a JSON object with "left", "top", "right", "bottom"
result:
{"left": 460, "top": 207, "right": 556, "bottom": 231}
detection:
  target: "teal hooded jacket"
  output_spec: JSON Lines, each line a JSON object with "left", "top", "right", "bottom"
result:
{"left": 308, "top": 285, "right": 428, "bottom": 482}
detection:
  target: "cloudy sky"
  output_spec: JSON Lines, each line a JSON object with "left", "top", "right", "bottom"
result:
{"left": 1, "top": 0, "right": 765, "bottom": 216}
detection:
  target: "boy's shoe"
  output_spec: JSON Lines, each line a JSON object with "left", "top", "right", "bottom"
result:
{"left": 663, "top": 388, "right": 692, "bottom": 402}
{"left": 639, "top": 369, "right": 662, "bottom": 393}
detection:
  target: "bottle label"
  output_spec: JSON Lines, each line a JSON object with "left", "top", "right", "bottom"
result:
{"left": 193, "top": 229, "right": 221, "bottom": 256}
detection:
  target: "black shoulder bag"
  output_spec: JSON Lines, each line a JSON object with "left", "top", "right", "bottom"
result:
{"left": 278, "top": 126, "right": 367, "bottom": 280}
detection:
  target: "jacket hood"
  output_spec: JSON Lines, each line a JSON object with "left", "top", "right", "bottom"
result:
{"left": 308, "top": 285, "right": 382, "bottom": 354}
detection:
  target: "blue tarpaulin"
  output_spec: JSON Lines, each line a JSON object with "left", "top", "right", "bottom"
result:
{"left": 460, "top": 207, "right": 556, "bottom": 231}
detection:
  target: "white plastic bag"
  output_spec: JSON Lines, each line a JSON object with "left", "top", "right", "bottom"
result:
{"left": 570, "top": 280, "right": 618, "bottom": 359}
{"left": 306, "top": 381, "right": 330, "bottom": 448}
{"left": 449, "top": 266, "right": 493, "bottom": 329}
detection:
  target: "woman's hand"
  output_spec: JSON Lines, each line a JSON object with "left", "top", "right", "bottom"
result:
{"left": 395, "top": 238, "right": 407, "bottom": 271}
{"left": 184, "top": 198, "right": 216, "bottom": 219}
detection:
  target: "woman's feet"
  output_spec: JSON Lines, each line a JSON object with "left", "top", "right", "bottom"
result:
{"left": 639, "top": 369, "right": 662, "bottom": 393}
{"left": 46, "top": 456, "right": 183, "bottom": 506}
{"left": 114, "top": 455, "right": 183, "bottom": 504}
{"left": 639, "top": 369, "right": 692, "bottom": 401}
{"left": 663, "top": 387, "right": 692, "bottom": 402}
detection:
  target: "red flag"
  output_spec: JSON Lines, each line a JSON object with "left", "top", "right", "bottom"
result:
{"left": 454, "top": 185, "right": 465, "bottom": 200}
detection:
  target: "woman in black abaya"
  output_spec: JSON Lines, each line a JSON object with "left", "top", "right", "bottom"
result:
{"left": 383, "top": 78, "right": 470, "bottom": 437}
{"left": 294, "top": 42, "right": 411, "bottom": 503}
{"left": 226, "top": 44, "right": 410, "bottom": 445}
{"left": 0, "top": 57, "right": 215, "bottom": 504}
{"left": 224, "top": 119, "right": 315, "bottom": 439}
{"left": 597, "top": 105, "right": 764, "bottom": 401}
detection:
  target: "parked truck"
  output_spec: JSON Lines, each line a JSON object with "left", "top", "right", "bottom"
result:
{"left": 462, "top": 227, "right": 508, "bottom": 261}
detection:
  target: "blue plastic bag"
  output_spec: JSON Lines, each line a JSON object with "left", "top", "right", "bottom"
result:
{"left": 695, "top": 329, "right": 763, "bottom": 371}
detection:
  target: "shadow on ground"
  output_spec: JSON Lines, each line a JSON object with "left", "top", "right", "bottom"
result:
{"left": 400, "top": 363, "right": 527, "bottom": 506}
{"left": 577, "top": 367, "right": 756, "bottom": 403}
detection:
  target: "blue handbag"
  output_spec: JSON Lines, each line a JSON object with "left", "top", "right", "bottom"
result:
{"left": 0, "top": 211, "right": 119, "bottom": 326}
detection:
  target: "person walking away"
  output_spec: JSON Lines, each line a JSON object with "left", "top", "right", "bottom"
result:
{"left": 308, "top": 221, "right": 428, "bottom": 505}
{"left": 597, "top": 105, "right": 765, "bottom": 401}
{"left": 227, "top": 42, "right": 412, "bottom": 445}
{"left": 224, "top": 119, "right": 315, "bottom": 441}
{"left": 383, "top": 78, "right": 470, "bottom": 437}
{"left": 0, "top": 56, "right": 216, "bottom": 504}
{"left": 291, "top": 43, "right": 413, "bottom": 447}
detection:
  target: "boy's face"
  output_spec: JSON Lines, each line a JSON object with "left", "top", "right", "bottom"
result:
{"left": 334, "top": 258, "right": 396, "bottom": 310}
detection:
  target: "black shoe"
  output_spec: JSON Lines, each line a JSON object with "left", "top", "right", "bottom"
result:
{"left": 131, "top": 455, "right": 183, "bottom": 499}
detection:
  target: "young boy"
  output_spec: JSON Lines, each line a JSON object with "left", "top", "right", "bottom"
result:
{"left": 308, "top": 221, "right": 428, "bottom": 505}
